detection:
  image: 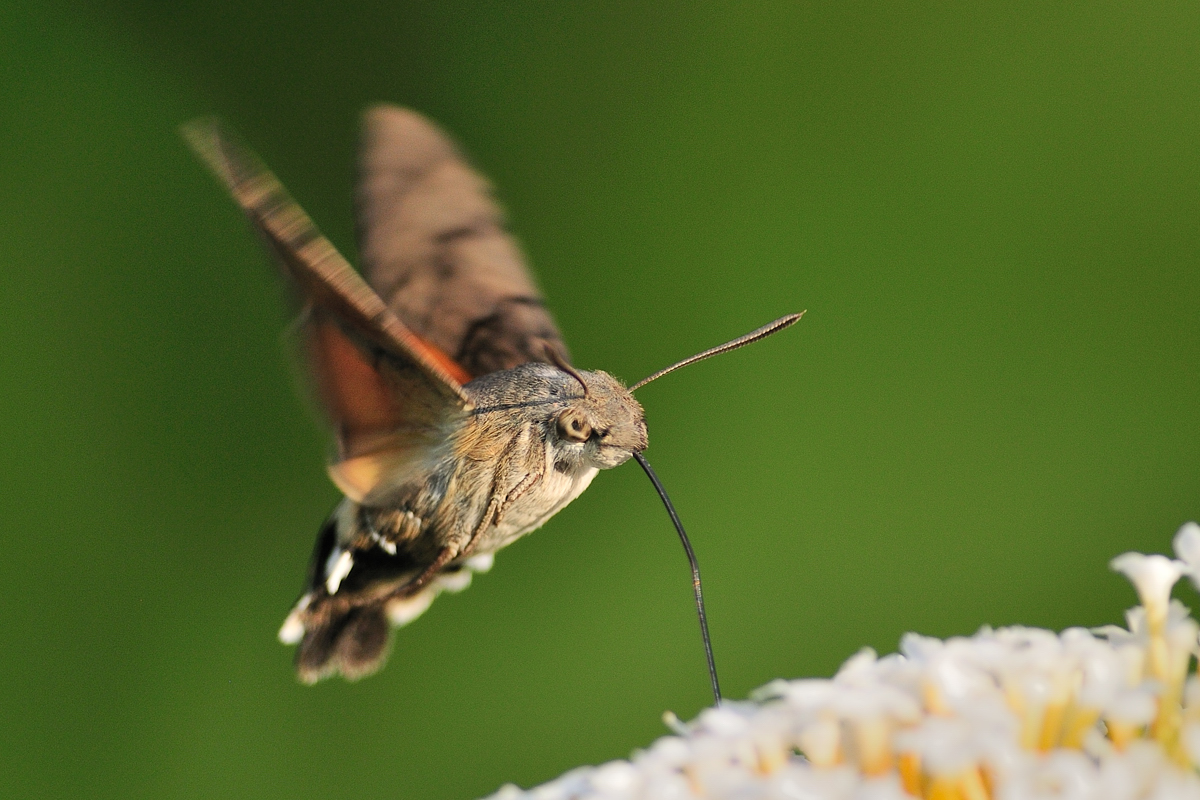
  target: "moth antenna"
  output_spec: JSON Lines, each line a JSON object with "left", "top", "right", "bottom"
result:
{"left": 630, "top": 312, "right": 805, "bottom": 392}
{"left": 544, "top": 342, "right": 589, "bottom": 398}
{"left": 633, "top": 452, "right": 722, "bottom": 706}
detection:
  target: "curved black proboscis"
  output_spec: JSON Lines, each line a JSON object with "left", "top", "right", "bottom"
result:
{"left": 634, "top": 452, "right": 722, "bottom": 706}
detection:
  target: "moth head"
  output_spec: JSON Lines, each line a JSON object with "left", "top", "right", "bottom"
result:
{"left": 550, "top": 369, "right": 647, "bottom": 469}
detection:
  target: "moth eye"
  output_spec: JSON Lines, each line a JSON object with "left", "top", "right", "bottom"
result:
{"left": 556, "top": 410, "right": 592, "bottom": 443}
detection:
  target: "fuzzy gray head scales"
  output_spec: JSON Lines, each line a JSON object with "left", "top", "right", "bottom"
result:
{"left": 466, "top": 362, "right": 648, "bottom": 471}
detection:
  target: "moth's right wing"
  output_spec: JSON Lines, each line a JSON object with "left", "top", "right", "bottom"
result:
{"left": 356, "top": 105, "right": 570, "bottom": 378}
{"left": 183, "top": 118, "right": 472, "bottom": 501}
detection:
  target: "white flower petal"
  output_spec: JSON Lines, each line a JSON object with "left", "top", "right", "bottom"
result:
{"left": 1174, "top": 522, "right": 1200, "bottom": 573}
{"left": 1110, "top": 552, "right": 1184, "bottom": 622}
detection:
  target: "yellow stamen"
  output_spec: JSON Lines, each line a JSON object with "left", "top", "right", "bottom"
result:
{"left": 853, "top": 717, "right": 894, "bottom": 776}
{"left": 1005, "top": 686, "right": 1041, "bottom": 751}
{"left": 958, "top": 767, "right": 990, "bottom": 800}
{"left": 1151, "top": 696, "right": 1177, "bottom": 744}
{"left": 923, "top": 681, "right": 952, "bottom": 716}
{"left": 797, "top": 714, "right": 842, "bottom": 768}
{"left": 1037, "top": 699, "right": 1068, "bottom": 751}
{"left": 898, "top": 752, "right": 923, "bottom": 797}
{"left": 1147, "top": 634, "right": 1170, "bottom": 684}
{"left": 1153, "top": 620, "right": 1197, "bottom": 763}
{"left": 1106, "top": 720, "right": 1141, "bottom": 751}
{"left": 926, "top": 775, "right": 963, "bottom": 800}
{"left": 979, "top": 766, "right": 995, "bottom": 799}
{"left": 754, "top": 736, "right": 787, "bottom": 775}
{"left": 1060, "top": 706, "right": 1101, "bottom": 749}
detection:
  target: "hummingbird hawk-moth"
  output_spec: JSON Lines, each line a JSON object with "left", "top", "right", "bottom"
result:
{"left": 184, "top": 106, "right": 800, "bottom": 699}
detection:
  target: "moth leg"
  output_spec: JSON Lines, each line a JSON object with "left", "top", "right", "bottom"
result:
{"left": 492, "top": 467, "right": 540, "bottom": 529}
{"left": 388, "top": 545, "right": 456, "bottom": 600}
{"left": 454, "top": 494, "right": 502, "bottom": 564}
{"left": 509, "top": 461, "right": 542, "bottom": 500}
{"left": 455, "top": 455, "right": 541, "bottom": 562}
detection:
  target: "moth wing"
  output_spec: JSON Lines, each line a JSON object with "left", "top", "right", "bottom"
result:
{"left": 356, "top": 104, "right": 570, "bottom": 377}
{"left": 183, "top": 118, "right": 471, "bottom": 501}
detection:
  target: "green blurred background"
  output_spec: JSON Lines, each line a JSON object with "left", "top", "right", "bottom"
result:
{"left": 2, "top": 2, "right": 1198, "bottom": 797}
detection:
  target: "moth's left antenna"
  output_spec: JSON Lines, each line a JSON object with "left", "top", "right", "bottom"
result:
{"left": 630, "top": 312, "right": 803, "bottom": 392}
{"left": 634, "top": 452, "right": 722, "bottom": 706}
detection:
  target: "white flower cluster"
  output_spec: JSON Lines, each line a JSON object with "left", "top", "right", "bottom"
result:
{"left": 487, "top": 523, "right": 1200, "bottom": 800}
